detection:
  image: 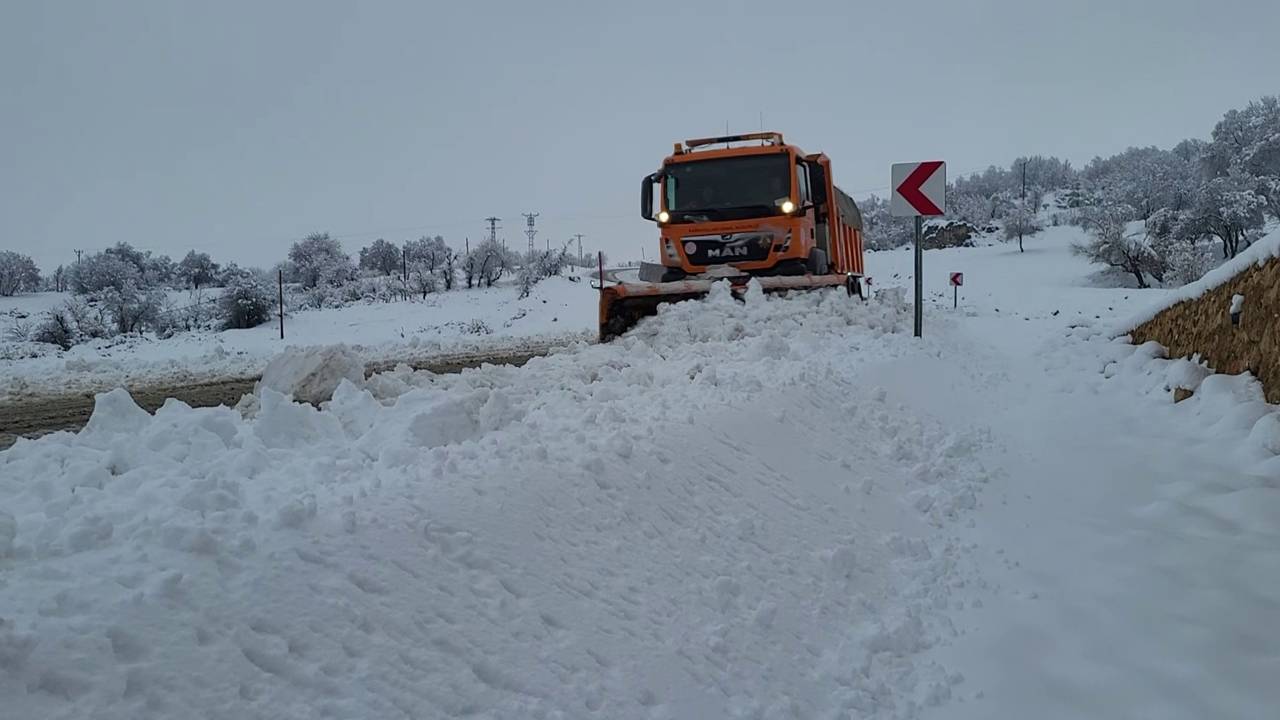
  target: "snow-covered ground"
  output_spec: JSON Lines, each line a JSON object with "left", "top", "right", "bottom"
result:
{"left": 2, "top": 227, "right": 1279, "bottom": 718}
{"left": 0, "top": 276, "right": 596, "bottom": 402}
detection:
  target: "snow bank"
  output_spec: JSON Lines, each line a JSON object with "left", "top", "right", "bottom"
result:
{"left": 1123, "top": 226, "right": 1280, "bottom": 331}
{"left": 0, "top": 285, "right": 993, "bottom": 719}
{"left": 1054, "top": 323, "right": 1280, "bottom": 479}
{"left": 0, "top": 276, "right": 595, "bottom": 404}
{"left": 257, "top": 344, "right": 364, "bottom": 404}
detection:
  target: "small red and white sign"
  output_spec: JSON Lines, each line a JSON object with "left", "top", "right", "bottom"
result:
{"left": 891, "top": 161, "right": 946, "bottom": 217}
{"left": 949, "top": 272, "right": 964, "bottom": 287}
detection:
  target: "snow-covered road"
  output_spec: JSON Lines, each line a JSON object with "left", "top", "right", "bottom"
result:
{"left": 2, "top": 229, "right": 1279, "bottom": 719}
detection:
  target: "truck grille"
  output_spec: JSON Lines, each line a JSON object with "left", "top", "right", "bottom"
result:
{"left": 681, "top": 232, "right": 773, "bottom": 265}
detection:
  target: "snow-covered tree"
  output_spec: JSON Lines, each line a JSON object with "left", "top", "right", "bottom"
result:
{"left": 104, "top": 242, "right": 148, "bottom": 274}
{"left": 70, "top": 252, "right": 140, "bottom": 294}
{"left": 404, "top": 236, "right": 449, "bottom": 273}
{"left": 1083, "top": 147, "right": 1200, "bottom": 220}
{"left": 0, "top": 251, "right": 41, "bottom": 296}
{"left": 860, "top": 195, "right": 914, "bottom": 250}
{"left": 288, "top": 232, "right": 355, "bottom": 289}
{"left": 948, "top": 191, "right": 998, "bottom": 228}
{"left": 473, "top": 239, "right": 508, "bottom": 288}
{"left": 462, "top": 245, "right": 479, "bottom": 289}
{"left": 408, "top": 267, "right": 437, "bottom": 299}
{"left": 106, "top": 286, "right": 167, "bottom": 334}
{"left": 358, "top": 238, "right": 402, "bottom": 276}
{"left": 177, "top": 250, "right": 219, "bottom": 290}
{"left": 1073, "top": 202, "right": 1165, "bottom": 288}
{"left": 1186, "top": 173, "right": 1267, "bottom": 259}
{"left": 438, "top": 246, "right": 457, "bottom": 290}
{"left": 1002, "top": 201, "right": 1041, "bottom": 252}
{"left": 143, "top": 254, "right": 175, "bottom": 287}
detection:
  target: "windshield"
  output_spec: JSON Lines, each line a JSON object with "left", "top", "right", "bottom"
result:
{"left": 664, "top": 153, "right": 791, "bottom": 220}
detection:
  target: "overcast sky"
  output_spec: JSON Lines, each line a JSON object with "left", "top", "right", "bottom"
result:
{"left": 3, "top": 0, "right": 1278, "bottom": 271}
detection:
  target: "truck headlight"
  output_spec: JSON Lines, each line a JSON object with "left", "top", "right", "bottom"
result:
{"left": 657, "top": 210, "right": 670, "bottom": 223}
{"left": 780, "top": 200, "right": 795, "bottom": 214}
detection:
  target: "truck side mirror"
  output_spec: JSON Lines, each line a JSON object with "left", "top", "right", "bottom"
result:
{"left": 806, "top": 161, "right": 828, "bottom": 206}
{"left": 641, "top": 173, "right": 657, "bottom": 221}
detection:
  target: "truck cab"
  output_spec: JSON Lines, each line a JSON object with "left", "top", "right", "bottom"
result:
{"left": 639, "top": 132, "right": 864, "bottom": 283}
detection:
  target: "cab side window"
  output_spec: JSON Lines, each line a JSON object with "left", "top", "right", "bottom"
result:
{"left": 797, "top": 162, "right": 811, "bottom": 203}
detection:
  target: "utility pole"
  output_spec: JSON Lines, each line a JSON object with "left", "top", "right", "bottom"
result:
{"left": 573, "top": 234, "right": 584, "bottom": 265}
{"left": 1019, "top": 159, "right": 1028, "bottom": 253}
{"left": 74, "top": 249, "right": 83, "bottom": 266}
{"left": 522, "top": 212, "right": 539, "bottom": 257}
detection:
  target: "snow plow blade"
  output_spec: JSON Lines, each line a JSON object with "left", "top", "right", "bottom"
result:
{"left": 598, "top": 274, "right": 857, "bottom": 342}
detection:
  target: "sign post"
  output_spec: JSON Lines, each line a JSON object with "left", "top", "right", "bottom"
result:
{"left": 949, "top": 272, "right": 964, "bottom": 309}
{"left": 891, "top": 161, "right": 946, "bottom": 337}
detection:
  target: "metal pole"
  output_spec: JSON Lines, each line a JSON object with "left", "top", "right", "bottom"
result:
{"left": 914, "top": 216, "right": 923, "bottom": 338}
{"left": 953, "top": 284, "right": 957, "bottom": 309}
{"left": 277, "top": 269, "right": 285, "bottom": 340}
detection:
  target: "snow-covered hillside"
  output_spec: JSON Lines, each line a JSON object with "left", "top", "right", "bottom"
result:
{"left": 2, "top": 229, "right": 1279, "bottom": 719}
{"left": 0, "top": 276, "right": 595, "bottom": 403}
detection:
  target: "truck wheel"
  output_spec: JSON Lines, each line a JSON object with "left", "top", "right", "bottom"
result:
{"left": 806, "top": 249, "right": 829, "bottom": 275}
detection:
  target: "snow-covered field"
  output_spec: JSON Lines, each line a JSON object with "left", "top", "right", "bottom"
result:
{"left": 2, "top": 227, "right": 1279, "bottom": 718}
{"left": 0, "top": 276, "right": 596, "bottom": 402}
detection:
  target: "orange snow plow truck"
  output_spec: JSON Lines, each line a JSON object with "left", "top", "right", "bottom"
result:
{"left": 598, "top": 132, "right": 865, "bottom": 340}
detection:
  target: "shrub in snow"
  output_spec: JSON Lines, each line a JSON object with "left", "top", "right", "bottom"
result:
{"left": 219, "top": 270, "right": 274, "bottom": 329}
{"left": 292, "top": 282, "right": 346, "bottom": 310}
{"left": 517, "top": 264, "right": 539, "bottom": 299}
{"left": 98, "top": 285, "right": 168, "bottom": 334}
{"left": 341, "top": 275, "right": 402, "bottom": 304}
{"left": 409, "top": 268, "right": 438, "bottom": 298}
{"left": 288, "top": 232, "right": 355, "bottom": 289}
{"left": 62, "top": 297, "right": 111, "bottom": 339}
{"left": 0, "top": 251, "right": 41, "bottom": 296}
{"left": 358, "top": 238, "right": 402, "bottom": 276}
{"left": 30, "top": 310, "right": 78, "bottom": 350}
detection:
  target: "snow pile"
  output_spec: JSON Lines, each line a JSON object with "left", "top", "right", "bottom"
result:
{"left": 1123, "top": 226, "right": 1280, "bottom": 330}
{"left": 0, "top": 285, "right": 994, "bottom": 719}
{"left": 257, "top": 344, "right": 365, "bottom": 404}
{"left": 1053, "top": 321, "right": 1280, "bottom": 479}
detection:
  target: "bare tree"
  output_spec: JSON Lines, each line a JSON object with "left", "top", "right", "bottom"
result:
{"left": 1072, "top": 202, "right": 1165, "bottom": 288}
